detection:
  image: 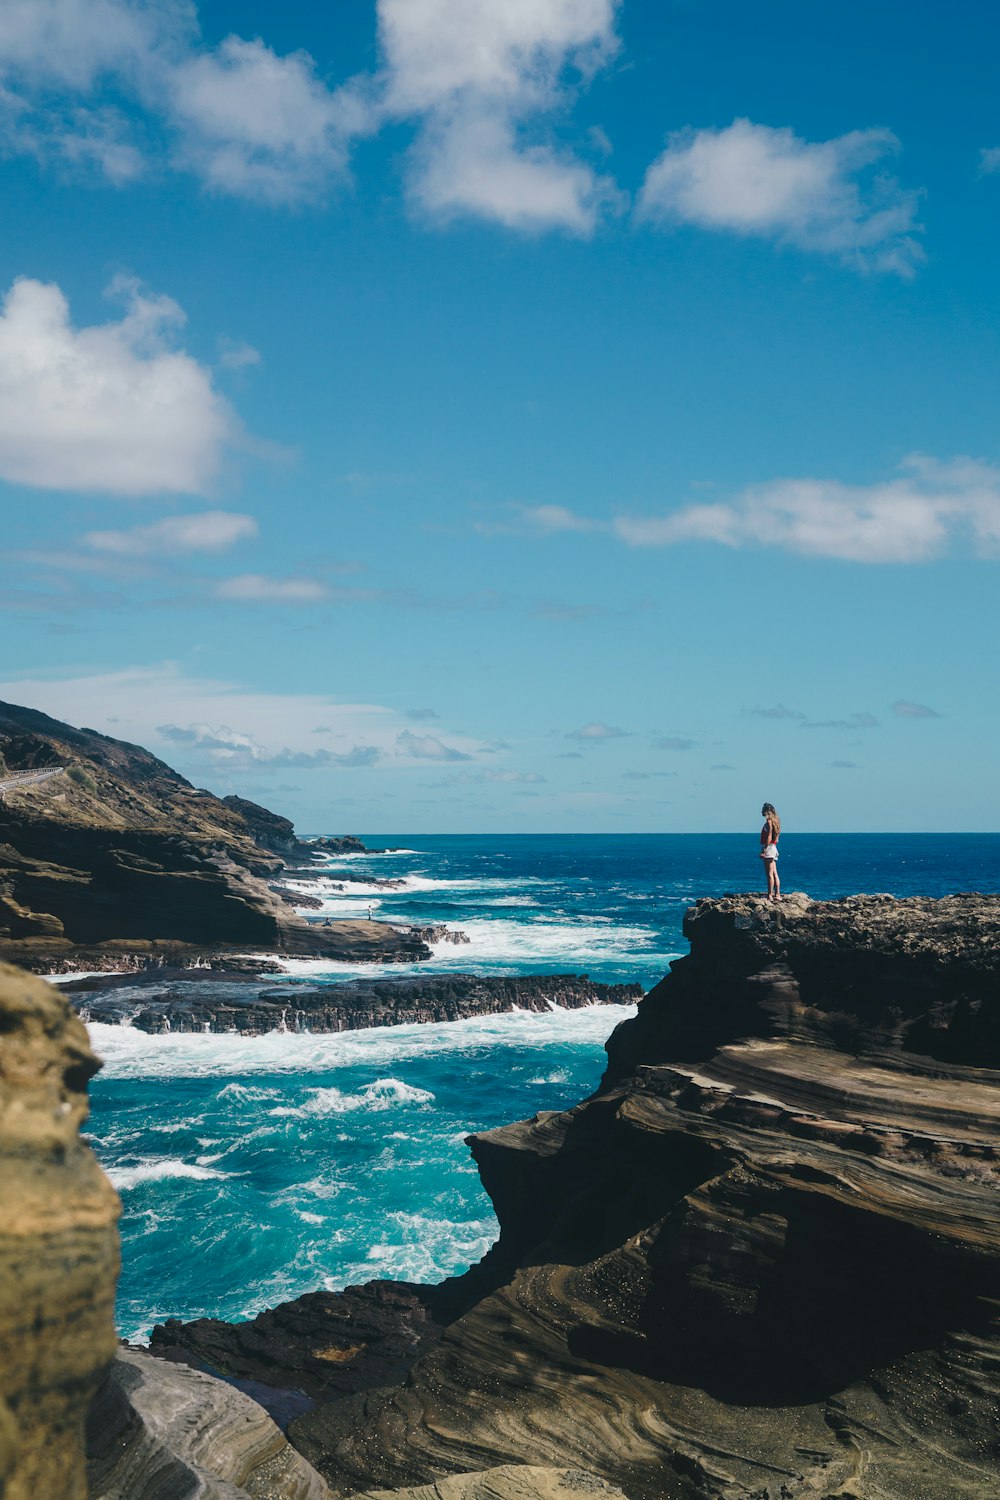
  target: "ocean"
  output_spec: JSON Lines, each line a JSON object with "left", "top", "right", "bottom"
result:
{"left": 83, "top": 832, "right": 1000, "bottom": 1342}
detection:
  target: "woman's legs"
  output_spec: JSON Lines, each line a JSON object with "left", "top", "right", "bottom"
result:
{"left": 761, "top": 854, "right": 771, "bottom": 894}
{"left": 771, "top": 859, "right": 781, "bottom": 900}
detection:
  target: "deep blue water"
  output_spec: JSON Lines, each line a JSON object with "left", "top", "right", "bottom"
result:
{"left": 81, "top": 832, "right": 1000, "bottom": 1341}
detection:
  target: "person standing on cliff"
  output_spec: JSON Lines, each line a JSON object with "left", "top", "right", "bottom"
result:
{"left": 760, "top": 803, "right": 781, "bottom": 900}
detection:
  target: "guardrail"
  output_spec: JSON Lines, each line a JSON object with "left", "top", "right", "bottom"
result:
{"left": 0, "top": 767, "right": 65, "bottom": 796}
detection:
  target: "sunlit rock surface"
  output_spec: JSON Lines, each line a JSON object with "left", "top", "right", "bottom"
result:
{"left": 87, "top": 1348, "right": 332, "bottom": 1500}
{"left": 0, "top": 961, "right": 119, "bottom": 1500}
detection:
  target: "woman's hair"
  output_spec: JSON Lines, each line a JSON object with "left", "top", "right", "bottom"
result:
{"left": 761, "top": 802, "right": 781, "bottom": 834}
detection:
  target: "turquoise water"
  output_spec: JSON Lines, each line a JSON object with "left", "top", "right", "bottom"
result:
{"left": 84, "top": 833, "right": 1000, "bottom": 1341}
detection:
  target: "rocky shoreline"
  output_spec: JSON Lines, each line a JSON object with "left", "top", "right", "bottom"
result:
{"left": 5, "top": 869, "right": 1000, "bottom": 1497}
{"left": 135, "top": 893, "right": 1000, "bottom": 1500}
{"left": 62, "top": 969, "right": 642, "bottom": 1035}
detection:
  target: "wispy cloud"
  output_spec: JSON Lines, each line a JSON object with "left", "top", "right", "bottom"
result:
{"left": 214, "top": 574, "right": 331, "bottom": 603}
{"left": 0, "top": 665, "right": 491, "bottom": 778}
{"left": 653, "top": 735, "right": 696, "bottom": 750}
{"left": 746, "top": 703, "right": 805, "bottom": 721}
{"left": 156, "top": 720, "right": 380, "bottom": 769}
{"left": 802, "top": 712, "right": 879, "bottom": 730}
{"left": 528, "top": 456, "right": 1000, "bottom": 564}
{"left": 639, "top": 118, "right": 923, "bottom": 275}
{"left": 831, "top": 759, "right": 860, "bottom": 769}
{"left": 891, "top": 699, "right": 943, "bottom": 719}
{"left": 396, "top": 729, "right": 471, "bottom": 762}
{"left": 567, "top": 721, "right": 628, "bottom": 741}
{"left": 85, "top": 511, "right": 257, "bottom": 556}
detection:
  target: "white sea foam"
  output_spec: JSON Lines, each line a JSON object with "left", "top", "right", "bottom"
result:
{"left": 429, "top": 917, "right": 659, "bottom": 963}
{"left": 269, "top": 1078, "right": 434, "bottom": 1118}
{"left": 86, "top": 1004, "right": 638, "bottom": 1080}
{"left": 358, "top": 1211, "right": 496, "bottom": 1283}
{"left": 108, "top": 1160, "right": 233, "bottom": 1190}
{"left": 241, "top": 917, "right": 674, "bottom": 980}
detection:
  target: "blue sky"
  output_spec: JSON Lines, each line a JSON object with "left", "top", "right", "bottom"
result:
{"left": 0, "top": 0, "right": 997, "bottom": 833}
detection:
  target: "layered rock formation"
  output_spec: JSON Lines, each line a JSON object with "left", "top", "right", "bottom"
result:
{"left": 0, "top": 701, "right": 423, "bottom": 970}
{"left": 86, "top": 1348, "right": 332, "bottom": 1500}
{"left": 155, "top": 893, "right": 1000, "bottom": 1500}
{"left": 0, "top": 961, "right": 120, "bottom": 1500}
{"left": 70, "top": 971, "right": 641, "bottom": 1036}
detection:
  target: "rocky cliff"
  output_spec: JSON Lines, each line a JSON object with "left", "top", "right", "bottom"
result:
{"left": 0, "top": 701, "right": 425, "bottom": 970}
{"left": 155, "top": 893, "right": 1000, "bottom": 1500}
{"left": 0, "top": 961, "right": 119, "bottom": 1499}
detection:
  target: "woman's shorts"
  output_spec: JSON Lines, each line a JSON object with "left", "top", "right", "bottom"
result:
{"left": 762, "top": 844, "right": 779, "bottom": 860}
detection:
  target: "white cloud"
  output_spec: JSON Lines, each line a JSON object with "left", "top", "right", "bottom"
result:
{"left": 0, "top": 0, "right": 368, "bottom": 201}
{"left": 613, "top": 456, "right": 1000, "bottom": 563}
{"left": 567, "top": 721, "right": 626, "bottom": 741}
{"left": 377, "top": 0, "right": 622, "bottom": 232}
{"left": 891, "top": 699, "right": 942, "bottom": 719}
{"left": 978, "top": 147, "right": 1000, "bottom": 175}
{"left": 85, "top": 510, "right": 257, "bottom": 556}
{"left": 0, "top": 0, "right": 177, "bottom": 90}
{"left": 396, "top": 729, "right": 471, "bottom": 762}
{"left": 519, "top": 504, "right": 600, "bottom": 534}
{"left": 0, "top": 275, "right": 233, "bottom": 495}
{"left": 215, "top": 574, "right": 330, "bottom": 603}
{"left": 639, "top": 119, "right": 923, "bottom": 274}
{"left": 168, "top": 36, "right": 365, "bottom": 203}
{"left": 217, "top": 338, "right": 260, "bottom": 371}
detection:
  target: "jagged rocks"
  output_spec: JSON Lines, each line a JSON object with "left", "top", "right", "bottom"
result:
{"left": 70, "top": 972, "right": 642, "bottom": 1036}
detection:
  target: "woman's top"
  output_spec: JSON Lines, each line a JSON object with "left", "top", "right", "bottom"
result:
{"left": 760, "top": 819, "right": 779, "bottom": 850}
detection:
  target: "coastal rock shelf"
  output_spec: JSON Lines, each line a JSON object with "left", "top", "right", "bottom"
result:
{"left": 68, "top": 971, "right": 643, "bottom": 1035}
{"left": 155, "top": 894, "right": 1000, "bottom": 1500}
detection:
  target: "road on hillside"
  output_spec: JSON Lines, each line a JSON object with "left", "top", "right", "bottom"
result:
{"left": 0, "top": 767, "right": 65, "bottom": 796}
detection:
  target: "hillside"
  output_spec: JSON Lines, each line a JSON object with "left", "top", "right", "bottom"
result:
{"left": 0, "top": 701, "right": 425, "bottom": 968}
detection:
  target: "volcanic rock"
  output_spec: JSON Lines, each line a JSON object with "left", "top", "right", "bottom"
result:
{"left": 271, "top": 894, "right": 1000, "bottom": 1499}
{"left": 73, "top": 972, "right": 642, "bottom": 1036}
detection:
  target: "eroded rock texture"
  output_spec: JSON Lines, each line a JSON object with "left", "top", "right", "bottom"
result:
{"left": 284, "top": 894, "right": 1000, "bottom": 1500}
{"left": 86, "top": 1348, "right": 332, "bottom": 1499}
{"left": 0, "top": 961, "right": 120, "bottom": 1500}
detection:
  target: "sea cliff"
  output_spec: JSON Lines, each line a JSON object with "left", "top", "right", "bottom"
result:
{"left": 151, "top": 892, "right": 1000, "bottom": 1500}
{"left": 0, "top": 701, "right": 425, "bottom": 971}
